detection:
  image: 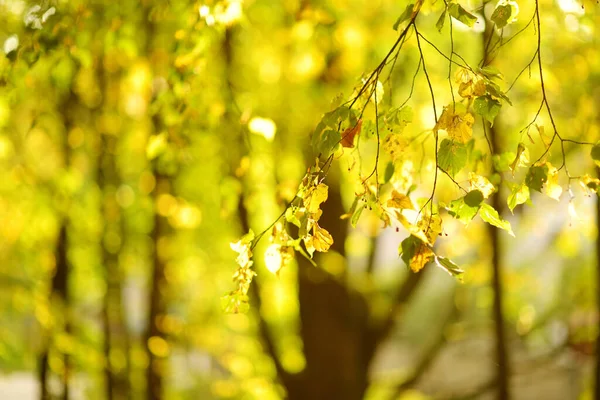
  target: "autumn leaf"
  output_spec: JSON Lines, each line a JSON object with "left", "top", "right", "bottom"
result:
{"left": 304, "top": 223, "right": 334, "bottom": 256}
{"left": 394, "top": 212, "right": 431, "bottom": 245}
{"left": 544, "top": 162, "right": 562, "bottom": 201}
{"left": 264, "top": 243, "right": 294, "bottom": 275}
{"left": 454, "top": 68, "right": 485, "bottom": 98}
{"left": 417, "top": 212, "right": 442, "bottom": 246}
{"left": 341, "top": 119, "right": 362, "bottom": 148}
{"left": 400, "top": 236, "right": 434, "bottom": 273}
{"left": 383, "top": 133, "right": 407, "bottom": 161}
{"left": 386, "top": 190, "right": 414, "bottom": 210}
{"left": 468, "top": 173, "right": 495, "bottom": 199}
{"left": 409, "top": 243, "right": 434, "bottom": 272}
{"left": 230, "top": 230, "right": 255, "bottom": 269}
{"left": 303, "top": 183, "right": 328, "bottom": 213}
{"left": 580, "top": 174, "right": 600, "bottom": 194}
{"left": 507, "top": 183, "right": 530, "bottom": 213}
{"left": 435, "top": 107, "right": 475, "bottom": 143}
{"left": 509, "top": 142, "right": 529, "bottom": 175}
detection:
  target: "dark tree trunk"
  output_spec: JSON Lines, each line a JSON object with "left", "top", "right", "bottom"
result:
{"left": 595, "top": 167, "right": 600, "bottom": 400}
{"left": 482, "top": 23, "right": 510, "bottom": 400}
{"left": 145, "top": 175, "right": 170, "bottom": 400}
{"left": 39, "top": 223, "right": 69, "bottom": 400}
{"left": 99, "top": 132, "right": 132, "bottom": 400}
{"left": 142, "top": 5, "right": 170, "bottom": 398}
{"left": 488, "top": 182, "right": 510, "bottom": 400}
{"left": 39, "top": 93, "right": 75, "bottom": 399}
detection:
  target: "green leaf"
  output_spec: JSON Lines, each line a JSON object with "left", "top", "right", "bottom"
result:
{"left": 351, "top": 202, "right": 365, "bottom": 228}
{"left": 312, "top": 106, "right": 356, "bottom": 156}
{"left": 591, "top": 142, "right": 600, "bottom": 167}
{"left": 285, "top": 206, "right": 304, "bottom": 227}
{"left": 465, "top": 189, "right": 484, "bottom": 206}
{"left": 509, "top": 142, "right": 529, "bottom": 174}
{"left": 507, "top": 183, "right": 530, "bottom": 213}
{"left": 485, "top": 81, "right": 512, "bottom": 106}
{"left": 400, "top": 235, "right": 420, "bottom": 266}
{"left": 435, "top": 256, "right": 464, "bottom": 277}
{"left": 525, "top": 164, "right": 549, "bottom": 192}
{"left": 436, "top": 9, "right": 447, "bottom": 32}
{"left": 493, "top": 151, "right": 515, "bottom": 173}
{"left": 448, "top": 3, "right": 477, "bottom": 28}
{"left": 146, "top": 133, "right": 168, "bottom": 160}
{"left": 384, "top": 105, "right": 413, "bottom": 135}
{"left": 393, "top": 3, "right": 414, "bottom": 31}
{"left": 312, "top": 128, "right": 339, "bottom": 157}
{"left": 479, "top": 203, "right": 514, "bottom": 236}
{"left": 473, "top": 95, "right": 502, "bottom": 125}
{"left": 438, "top": 139, "right": 468, "bottom": 177}
{"left": 399, "top": 235, "right": 434, "bottom": 272}
{"left": 447, "top": 190, "right": 483, "bottom": 224}
{"left": 479, "top": 66, "right": 503, "bottom": 80}
{"left": 384, "top": 161, "right": 395, "bottom": 183}
{"left": 491, "top": 4, "right": 512, "bottom": 29}
{"left": 221, "top": 293, "right": 250, "bottom": 314}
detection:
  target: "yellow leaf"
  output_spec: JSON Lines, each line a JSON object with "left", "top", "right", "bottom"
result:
{"left": 409, "top": 243, "right": 434, "bottom": 273}
{"left": 455, "top": 68, "right": 485, "bottom": 98}
{"left": 383, "top": 133, "right": 407, "bottom": 161}
{"left": 313, "top": 224, "right": 333, "bottom": 251}
{"left": 304, "top": 223, "right": 334, "bottom": 255}
{"left": 395, "top": 212, "right": 430, "bottom": 244}
{"left": 579, "top": 174, "right": 600, "bottom": 194}
{"left": 230, "top": 231, "right": 254, "bottom": 268}
{"left": 303, "top": 183, "right": 328, "bottom": 213}
{"left": 468, "top": 173, "right": 495, "bottom": 199}
{"left": 264, "top": 244, "right": 294, "bottom": 275}
{"left": 386, "top": 190, "right": 414, "bottom": 210}
{"left": 435, "top": 107, "right": 474, "bottom": 143}
{"left": 454, "top": 68, "right": 473, "bottom": 84}
{"left": 509, "top": 142, "right": 529, "bottom": 175}
{"left": 536, "top": 124, "right": 551, "bottom": 149}
{"left": 371, "top": 202, "right": 392, "bottom": 228}
{"left": 544, "top": 163, "right": 562, "bottom": 201}
{"left": 417, "top": 212, "right": 442, "bottom": 245}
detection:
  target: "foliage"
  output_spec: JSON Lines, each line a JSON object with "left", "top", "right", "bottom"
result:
{"left": 1, "top": 0, "right": 599, "bottom": 399}
{"left": 225, "top": 0, "right": 598, "bottom": 313}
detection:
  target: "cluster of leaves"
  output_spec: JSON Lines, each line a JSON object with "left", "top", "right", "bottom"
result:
{"left": 225, "top": 0, "right": 600, "bottom": 313}
{"left": 223, "top": 159, "right": 337, "bottom": 311}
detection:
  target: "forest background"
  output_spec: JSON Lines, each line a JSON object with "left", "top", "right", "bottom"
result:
{"left": 1, "top": 0, "right": 600, "bottom": 399}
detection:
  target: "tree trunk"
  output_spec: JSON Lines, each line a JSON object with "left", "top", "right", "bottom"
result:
{"left": 99, "top": 133, "right": 132, "bottom": 400}
{"left": 142, "top": 4, "right": 171, "bottom": 398}
{"left": 482, "top": 21, "right": 510, "bottom": 400}
{"left": 289, "top": 169, "right": 370, "bottom": 400}
{"left": 145, "top": 174, "right": 170, "bottom": 400}
{"left": 39, "top": 223, "right": 69, "bottom": 400}
{"left": 595, "top": 167, "right": 600, "bottom": 400}
{"left": 39, "top": 93, "right": 76, "bottom": 399}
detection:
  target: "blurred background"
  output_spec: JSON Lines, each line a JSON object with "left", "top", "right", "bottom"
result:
{"left": 0, "top": 0, "right": 599, "bottom": 399}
